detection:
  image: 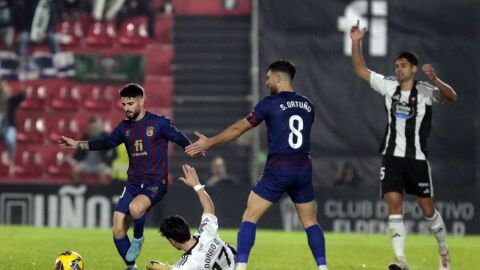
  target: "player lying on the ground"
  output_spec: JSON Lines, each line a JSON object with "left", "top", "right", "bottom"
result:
{"left": 146, "top": 164, "right": 236, "bottom": 270}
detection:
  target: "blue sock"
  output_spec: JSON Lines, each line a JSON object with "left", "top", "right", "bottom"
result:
{"left": 133, "top": 214, "right": 146, "bottom": 239}
{"left": 306, "top": 224, "right": 327, "bottom": 266}
{"left": 114, "top": 236, "right": 134, "bottom": 265}
{"left": 237, "top": 221, "right": 257, "bottom": 263}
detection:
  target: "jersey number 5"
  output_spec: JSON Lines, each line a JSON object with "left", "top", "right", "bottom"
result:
{"left": 288, "top": 115, "right": 304, "bottom": 149}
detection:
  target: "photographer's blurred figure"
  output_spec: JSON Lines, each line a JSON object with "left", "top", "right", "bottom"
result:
{"left": 205, "top": 156, "right": 238, "bottom": 187}
{"left": 67, "top": 116, "right": 117, "bottom": 184}
{"left": 0, "top": 80, "right": 25, "bottom": 176}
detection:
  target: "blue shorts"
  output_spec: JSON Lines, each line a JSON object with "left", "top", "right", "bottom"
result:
{"left": 253, "top": 154, "right": 315, "bottom": 204}
{"left": 116, "top": 181, "right": 167, "bottom": 214}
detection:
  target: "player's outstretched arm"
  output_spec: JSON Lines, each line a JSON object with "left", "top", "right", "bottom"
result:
{"left": 58, "top": 136, "right": 89, "bottom": 150}
{"left": 178, "top": 164, "right": 215, "bottom": 215}
{"left": 350, "top": 20, "right": 371, "bottom": 82}
{"left": 422, "top": 64, "right": 458, "bottom": 102}
{"left": 185, "top": 118, "right": 252, "bottom": 157}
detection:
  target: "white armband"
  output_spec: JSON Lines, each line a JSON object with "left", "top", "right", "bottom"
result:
{"left": 193, "top": 184, "right": 205, "bottom": 191}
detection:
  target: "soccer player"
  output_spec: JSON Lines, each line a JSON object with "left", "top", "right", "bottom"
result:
{"left": 185, "top": 60, "right": 328, "bottom": 270}
{"left": 146, "top": 164, "right": 236, "bottom": 270}
{"left": 350, "top": 21, "right": 457, "bottom": 270}
{"left": 58, "top": 84, "right": 192, "bottom": 270}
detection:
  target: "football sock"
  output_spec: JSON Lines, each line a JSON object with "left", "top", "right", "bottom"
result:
{"left": 114, "top": 235, "right": 134, "bottom": 265}
{"left": 388, "top": 214, "right": 406, "bottom": 260}
{"left": 237, "top": 221, "right": 257, "bottom": 263}
{"left": 133, "top": 214, "right": 146, "bottom": 239}
{"left": 426, "top": 210, "right": 448, "bottom": 253}
{"left": 305, "top": 224, "right": 327, "bottom": 266}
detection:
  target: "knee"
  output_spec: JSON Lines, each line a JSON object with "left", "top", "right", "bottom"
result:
{"left": 422, "top": 207, "right": 436, "bottom": 218}
{"left": 128, "top": 203, "right": 145, "bottom": 219}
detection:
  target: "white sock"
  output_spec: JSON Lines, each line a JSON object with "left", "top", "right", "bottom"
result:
{"left": 426, "top": 210, "right": 448, "bottom": 253}
{"left": 388, "top": 214, "right": 406, "bottom": 260}
{"left": 318, "top": 265, "right": 328, "bottom": 270}
{"left": 235, "top": 262, "right": 247, "bottom": 270}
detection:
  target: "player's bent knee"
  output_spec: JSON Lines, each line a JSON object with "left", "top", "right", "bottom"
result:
{"left": 128, "top": 203, "right": 145, "bottom": 219}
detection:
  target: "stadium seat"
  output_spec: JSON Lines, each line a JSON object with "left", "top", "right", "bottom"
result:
{"left": 45, "top": 148, "right": 74, "bottom": 179}
{"left": 118, "top": 16, "right": 149, "bottom": 47}
{"left": 154, "top": 14, "right": 173, "bottom": 43}
{"left": 13, "top": 146, "right": 45, "bottom": 178}
{"left": 50, "top": 85, "right": 81, "bottom": 111}
{"left": 83, "top": 85, "right": 115, "bottom": 111}
{"left": 144, "top": 76, "right": 173, "bottom": 107}
{"left": 20, "top": 84, "right": 48, "bottom": 110}
{"left": 145, "top": 44, "right": 173, "bottom": 75}
{"left": 56, "top": 20, "right": 84, "bottom": 47}
{"left": 86, "top": 21, "right": 116, "bottom": 47}
{"left": 16, "top": 114, "right": 46, "bottom": 144}
{"left": 46, "top": 114, "right": 86, "bottom": 143}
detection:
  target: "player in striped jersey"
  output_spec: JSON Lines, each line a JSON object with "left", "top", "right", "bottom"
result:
{"left": 146, "top": 164, "right": 236, "bottom": 270}
{"left": 185, "top": 60, "right": 327, "bottom": 270}
{"left": 58, "top": 84, "right": 192, "bottom": 270}
{"left": 350, "top": 21, "right": 457, "bottom": 270}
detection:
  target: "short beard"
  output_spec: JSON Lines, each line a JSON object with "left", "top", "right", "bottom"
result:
{"left": 126, "top": 110, "right": 140, "bottom": 120}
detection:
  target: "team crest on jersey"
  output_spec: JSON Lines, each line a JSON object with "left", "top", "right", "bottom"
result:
{"left": 146, "top": 126, "right": 154, "bottom": 137}
{"left": 124, "top": 130, "right": 131, "bottom": 137}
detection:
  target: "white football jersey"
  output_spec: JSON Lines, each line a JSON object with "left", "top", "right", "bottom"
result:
{"left": 370, "top": 71, "right": 442, "bottom": 160}
{"left": 172, "top": 214, "right": 235, "bottom": 270}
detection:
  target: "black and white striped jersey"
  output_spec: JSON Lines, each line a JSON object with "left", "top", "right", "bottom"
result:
{"left": 172, "top": 214, "right": 235, "bottom": 270}
{"left": 370, "top": 71, "right": 442, "bottom": 160}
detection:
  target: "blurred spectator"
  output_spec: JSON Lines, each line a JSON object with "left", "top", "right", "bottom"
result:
{"left": 0, "top": 80, "right": 26, "bottom": 176}
{"left": 116, "top": 0, "right": 155, "bottom": 38}
{"left": 205, "top": 156, "right": 238, "bottom": 187}
{"left": 333, "top": 162, "right": 362, "bottom": 187}
{"left": 67, "top": 116, "right": 117, "bottom": 184}
{"left": 59, "top": 0, "right": 85, "bottom": 21}
{"left": 11, "top": 0, "right": 61, "bottom": 70}
{"left": 223, "top": 0, "right": 240, "bottom": 10}
{"left": 159, "top": 0, "right": 173, "bottom": 15}
{"left": 0, "top": 0, "right": 14, "bottom": 50}
{"left": 92, "top": 0, "right": 125, "bottom": 22}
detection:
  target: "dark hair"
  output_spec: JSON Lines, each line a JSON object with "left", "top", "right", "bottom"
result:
{"left": 395, "top": 51, "right": 419, "bottom": 66}
{"left": 119, "top": 83, "right": 144, "bottom": 98}
{"left": 268, "top": 60, "right": 296, "bottom": 80}
{"left": 159, "top": 215, "right": 191, "bottom": 243}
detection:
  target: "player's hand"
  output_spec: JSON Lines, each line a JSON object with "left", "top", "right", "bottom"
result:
{"left": 350, "top": 20, "right": 367, "bottom": 41}
{"left": 185, "top": 131, "right": 210, "bottom": 157}
{"left": 146, "top": 260, "right": 171, "bottom": 270}
{"left": 422, "top": 64, "right": 438, "bottom": 82}
{"left": 178, "top": 164, "right": 201, "bottom": 188}
{"left": 58, "top": 136, "right": 78, "bottom": 148}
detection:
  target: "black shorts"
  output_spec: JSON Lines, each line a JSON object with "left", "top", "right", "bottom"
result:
{"left": 380, "top": 155, "right": 433, "bottom": 198}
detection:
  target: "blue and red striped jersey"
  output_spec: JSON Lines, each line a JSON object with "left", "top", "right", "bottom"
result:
{"left": 246, "top": 91, "right": 314, "bottom": 158}
{"left": 88, "top": 111, "right": 190, "bottom": 184}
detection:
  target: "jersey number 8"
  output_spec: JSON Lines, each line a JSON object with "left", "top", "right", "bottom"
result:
{"left": 288, "top": 115, "right": 304, "bottom": 149}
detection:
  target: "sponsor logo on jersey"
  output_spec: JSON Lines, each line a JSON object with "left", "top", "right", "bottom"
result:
{"left": 124, "top": 130, "right": 131, "bottom": 137}
{"left": 392, "top": 101, "right": 415, "bottom": 119}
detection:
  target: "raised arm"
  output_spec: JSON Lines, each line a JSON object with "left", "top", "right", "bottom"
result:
{"left": 422, "top": 64, "right": 458, "bottom": 102}
{"left": 185, "top": 118, "right": 253, "bottom": 157}
{"left": 350, "top": 20, "right": 371, "bottom": 82}
{"left": 178, "top": 164, "right": 214, "bottom": 215}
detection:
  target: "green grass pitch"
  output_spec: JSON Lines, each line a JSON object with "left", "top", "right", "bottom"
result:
{"left": 0, "top": 226, "right": 478, "bottom": 269}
